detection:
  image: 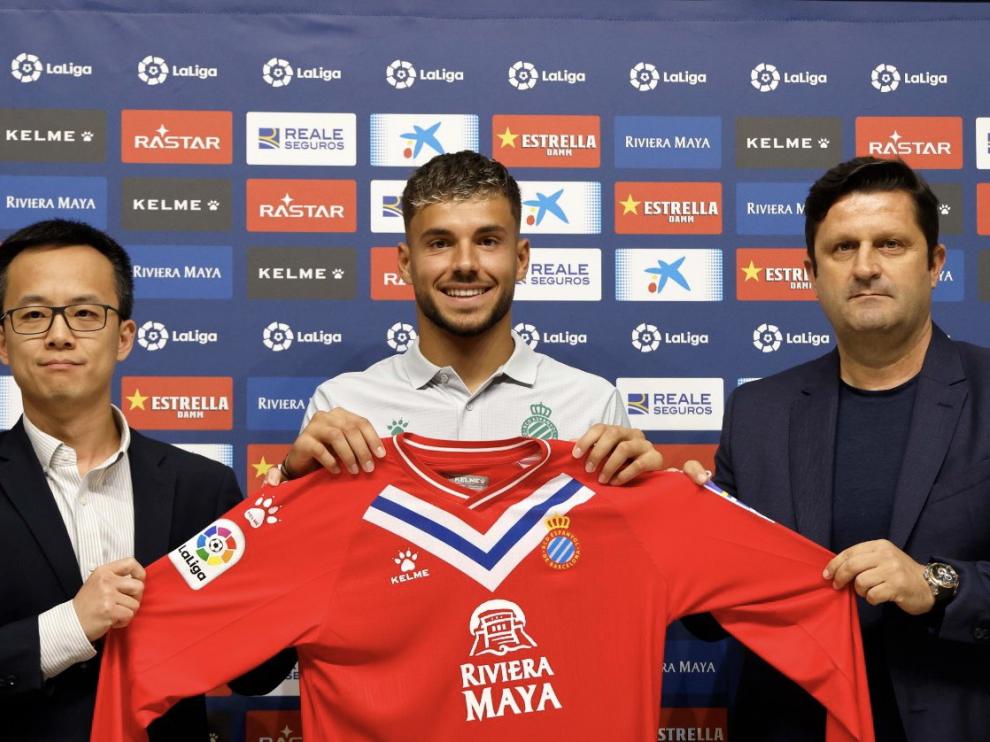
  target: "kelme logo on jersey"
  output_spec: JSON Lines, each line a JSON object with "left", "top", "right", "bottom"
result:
{"left": 630, "top": 322, "right": 709, "bottom": 353}
{"left": 933, "top": 251, "right": 964, "bottom": 303}
{"left": 261, "top": 56, "right": 342, "bottom": 87}
{"left": 614, "top": 182, "right": 722, "bottom": 234}
{"left": 9, "top": 52, "right": 92, "bottom": 83}
{"left": 870, "top": 63, "right": 948, "bottom": 93}
{"left": 492, "top": 115, "right": 600, "bottom": 168}
{"left": 129, "top": 245, "right": 231, "bottom": 300}
{"left": 855, "top": 117, "right": 962, "bottom": 169}
{"left": 0, "top": 108, "right": 106, "bottom": 163}
{"left": 121, "top": 110, "right": 232, "bottom": 164}
{"left": 246, "top": 112, "right": 356, "bottom": 166}
{"left": 248, "top": 247, "right": 356, "bottom": 300}
{"left": 515, "top": 248, "right": 601, "bottom": 302}
{"left": 137, "top": 320, "right": 218, "bottom": 351}
{"left": 261, "top": 321, "right": 342, "bottom": 352}
{"left": 246, "top": 179, "right": 356, "bottom": 232}
{"left": 462, "top": 599, "right": 562, "bottom": 721}
{"left": 385, "top": 59, "right": 464, "bottom": 89}
{"left": 749, "top": 62, "right": 827, "bottom": 92}
{"left": 136, "top": 55, "right": 217, "bottom": 86}
{"left": 519, "top": 402, "right": 558, "bottom": 440}
{"left": 369, "top": 180, "right": 405, "bottom": 233}
{"left": 618, "top": 378, "right": 724, "bottom": 432}
{"left": 541, "top": 515, "right": 580, "bottom": 569}
{"left": 122, "top": 177, "right": 230, "bottom": 232}
{"left": 246, "top": 376, "right": 323, "bottom": 431}
{"left": 507, "top": 60, "right": 585, "bottom": 90}
{"left": 168, "top": 519, "right": 244, "bottom": 590}
{"left": 390, "top": 547, "right": 431, "bottom": 586}
{"left": 737, "top": 248, "right": 815, "bottom": 301}
{"left": 369, "top": 114, "right": 479, "bottom": 167}
{"left": 518, "top": 181, "right": 601, "bottom": 234}
{"left": 0, "top": 175, "right": 106, "bottom": 228}
{"left": 752, "top": 322, "right": 831, "bottom": 353}
{"left": 614, "top": 116, "right": 721, "bottom": 170}
{"left": 122, "top": 376, "right": 232, "bottom": 430}
{"left": 734, "top": 117, "right": 842, "bottom": 169}
{"left": 244, "top": 494, "right": 280, "bottom": 529}
{"left": 628, "top": 62, "right": 707, "bottom": 92}
{"left": 735, "top": 182, "right": 809, "bottom": 235}
{"left": 615, "top": 249, "right": 723, "bottom": 302}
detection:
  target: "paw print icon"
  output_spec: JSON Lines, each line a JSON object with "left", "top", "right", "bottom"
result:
{"left": 395, "top": 549, "right": 418, "bottom": 572}
{"left": 818, "top": 138, "right": 830, "bottom": 149}
{"left": 207, "top": 200, "right": 220, "bottom": 211}
{"left": 938, "top": 203, "right": 951, "bottom": 216}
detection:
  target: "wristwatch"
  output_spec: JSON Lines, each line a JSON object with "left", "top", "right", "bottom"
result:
{"left": 923, "top": 562, "right": 960, "bottom": 605}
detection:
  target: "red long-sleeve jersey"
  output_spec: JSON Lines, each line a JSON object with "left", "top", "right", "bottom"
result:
{"left": 93, "top": 433, "right": 873, "bottom": 741}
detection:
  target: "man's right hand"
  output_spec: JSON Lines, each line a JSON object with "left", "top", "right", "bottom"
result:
{"left": 72, "top": 557, "right": 146, "bottom": 642}
{"left": 277, "top": 407, "right": 386, "bottom": 482}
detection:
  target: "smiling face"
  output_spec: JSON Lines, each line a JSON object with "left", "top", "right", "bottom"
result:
{"left": 398, "top": 196, "right": 529, "bottom": 339}
{"left": 807, "top": 189, "right": 944, "bottom": 345}
{"left": 0, "top": 244, "right": 135, "bottom": 418}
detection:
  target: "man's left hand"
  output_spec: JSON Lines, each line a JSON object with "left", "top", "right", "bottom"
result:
{"left": 571, "top": 424, "right": 709, "bottom": 486}
{"left": 824, "top": 539, "right": 935, "bottom": 615}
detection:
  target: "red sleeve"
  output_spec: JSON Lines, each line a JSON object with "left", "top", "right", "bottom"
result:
{"left": 617, "top": 473, "right": 874, "bottom": 742}
{"left": 91, "top": 472, "right": 357, "bottom": 742}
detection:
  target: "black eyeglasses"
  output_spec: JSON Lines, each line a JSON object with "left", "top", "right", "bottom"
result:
{"left": 0, "top": 304, "right": 120, "bottom": 335}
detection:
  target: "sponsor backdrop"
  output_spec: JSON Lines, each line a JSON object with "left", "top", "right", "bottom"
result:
{"left": 1, "top": 0, "right": 988, "bottom": 738}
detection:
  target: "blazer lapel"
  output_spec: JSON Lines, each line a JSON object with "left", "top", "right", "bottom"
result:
{"left": 788, "top": 352, "right": 840, "bottom": 548}
{"left": 888, "top": 327, "right": 967, "bottom": 548}
{"left": 129, "top": 431, "right": 176, "bottom": 566}
{"left": 0, "top": 420, "right": 82, "bottom": 596}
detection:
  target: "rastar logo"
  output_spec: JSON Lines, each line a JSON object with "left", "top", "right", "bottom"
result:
{"left": 628, "top": 61, "right": 707, "bottom": 91}
{"left": 385, "top": 59, "right": 464, "bottom": 89}
{"left": 492, "top": 115, "right": 600, "bottom": 168}
{"left": 615, "top": 182, "right": 722, "bottom": 234}
{"left": 121, "top": 110, "right": 232, "bottom": 164}
{"left": 369, "top": 114, "right": 479, "bottom": 167}
{"left": 870, "top": 62, "right": 947, "bottom": 93}
{"left": 136, "top": 55, "right": 218, "bottom": 86}
{"left": 737, "top": 248, "right": 816, "bottom": 301}
{"left": 122, "top": 376, "right": 232, "bottom": 430}
{"left": 370, "top": 247, "right": 414, "bottom": 300}
{"left": 261, "top": 56, "right": 341, "bottom": 87}
{"left": 657, "top": 707, "right": 727, "bottom": 742}
{"left": 10, "top": 52, "right": 92, "bottom": 83}
{"left": 245, "top": 443, "right": 291, "bottom": 497}
{"left": 750, "top": 62, "right": 827, "bottom": 92}
{"left": 246, "top": 179, "right": 356, "bottom": 232}
{"left": 855, "top": 117, "right": 962, "bottom": 169}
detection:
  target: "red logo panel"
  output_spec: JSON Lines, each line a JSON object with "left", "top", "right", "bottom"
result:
{"left": 855, "top": 116, "right": 962, "bottom": 170}
{"left": 121, "top": 109, "right": 232, "bottom": 164}
{"left": 246, "top": 443, "right": 292, "bottom": 497}
{"left": 370, "top": 247, "right": 414, "bottom": 300}
{"left": 615, "top": 182, "right": 722, "bottom": 234}
{"left": 736, "top": 248, "right": 816, "bottom": 301}
{"left": 121, "top": 376, "right": 232, "bottom": 430}
{"left": 247, "top": 179, "right": 357, "bottom": 232}
{"left": 492, "top": 114, "right": 600, "bottom": 168}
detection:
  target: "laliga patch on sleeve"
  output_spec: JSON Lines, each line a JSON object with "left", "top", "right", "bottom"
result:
{"left": 168, "top": 518, "right": 246, "bottom": 590}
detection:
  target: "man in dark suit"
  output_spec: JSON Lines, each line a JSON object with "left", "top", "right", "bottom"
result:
{"left": 0, "top": 220, "right": 290, "bottom": 741}
{"left": 715, "top": 157, "right": 990, "bottom": 741}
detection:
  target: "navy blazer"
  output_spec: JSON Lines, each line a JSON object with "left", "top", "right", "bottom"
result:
{"left": 0, "top": 420, "right": 291, "bottom": 741}
{"left": 714, "top": 325, "right": 990, "bottom": 742}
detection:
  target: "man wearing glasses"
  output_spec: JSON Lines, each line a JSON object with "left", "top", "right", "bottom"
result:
{"left": 0, "top": 220, "right": 289, "bottom": 740}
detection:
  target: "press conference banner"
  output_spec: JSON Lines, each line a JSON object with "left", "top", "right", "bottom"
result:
{"left": 2, "top": 1, "right": 989, "bottom": 739}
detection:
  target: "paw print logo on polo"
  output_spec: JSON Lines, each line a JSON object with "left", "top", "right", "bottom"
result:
{"left": 750, "top": 62, "right": 780, "bottom": 92}
{"left": 513, "top": 322, "right": 539, "bottom": 350}
{"left": 169, "top": 519, "right": 245, "bottom": 590}
{"left": 871, "top": 63, "right": 900, "bottom": 93}
{"left": 262, "top": 57, "right": 293, "bottom": 88}
{"left": 386, "top": 59, "right": 416, "bottom": 89}
{"left": 508, "top": 61, "right": 538, "bottom": 91}
{"left": 629, "top": 62, "right": 660, "bottom": 92}
{"left": 468, "top": 600, "right": 538, "bottom": 657}
{"left": 631, "top": 322, "right": 661, "bottom": 353}
{"left": 263, "top": 321, "right": 293, "bottom": 352}
{"left": 10, "top": 52, "right": 42, "bottom": 83}
{"left": 244, "top": 495, "right": 280, "bottom": 529}
{"left": 137, "top": 320, "right": 169, "bottom": 351}
{"left": 137, "top": 55, "right": 169, "bottom": 85}
{"left": 386, "top": 322, "right": 416, "bottom": 352}
{"left": 753, "top": 322, "right": 783, "bottom": 353}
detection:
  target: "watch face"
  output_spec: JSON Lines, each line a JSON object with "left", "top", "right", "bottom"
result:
{"left": 930, "top": 563, "right": 959, "bottom": 589}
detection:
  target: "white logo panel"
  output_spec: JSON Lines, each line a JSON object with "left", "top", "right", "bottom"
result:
{"left": 246, "top": 112, "right": 356, "bottom": 166}
{"left": 369, "top": 114, "right": 479, "bottom": 167}
{"left": 515, "top": 248, "right": 601, "bottom": 301}
{"left": 615, "top": 248, "right": 723, "bottom": 301}
{"left": 518, "top": 181, "right": 601, "bottom": 235}
{"left": 617, "top": 377, "right": 724, "bottom": 431}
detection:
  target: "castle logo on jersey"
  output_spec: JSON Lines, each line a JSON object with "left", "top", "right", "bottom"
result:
{"left": 121, "top": 109, "right": 232, "bottom": 164}
{"left": 0, "top": 175, "right": 107, "bottom": 228}
{"left": 369, "top": 114, "right": 479, "bottom": 166}
{"left": 122, "top": 376, "right": 232, "bottom": 430}
{"left": 855, "top": 116, "right": 962, "bottom": 169}
{"left": 492, "top": 115, "right": 600, "bottom": 168}
{"left": 520, "top": 402, "right": 558, "bottom": 439}
{"left": 0, "top": 108, "right": 106, "bottom": 163}
{"left": 462, "top": 599, "right": 563, "bottom": 721}
{"left": 168, "top": 518, "right": 245, "bottom": 590}
{"left": 541, "top": 515, "right": 580, "bottom": 569}
{"left": 517, "top": 181, "right": 601, "bottom": 234}
{"left": 614, "top": 182, "right": 722, "bottom": 234}
{"left": 615, "top": 249, "right": 723, "bottom": 302}
{"left": 614, "top": 116, "right": 721, "bottom": 169}
{"left": 245, "top": 111, "right": 356, "bottom": 166}
{"left": 246, "top": 179, "right": 356, "bottom": 232}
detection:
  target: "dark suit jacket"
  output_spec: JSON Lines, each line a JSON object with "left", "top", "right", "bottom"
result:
{"left": 714, "top": 325, "right": 990, "bottom": 742}
{"left": 0, "top": 420, "right": 293, "bottom": 741}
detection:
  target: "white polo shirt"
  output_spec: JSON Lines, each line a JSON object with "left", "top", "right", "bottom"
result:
{"left": 302, "top": 334, "right": 628, "bottom": 440}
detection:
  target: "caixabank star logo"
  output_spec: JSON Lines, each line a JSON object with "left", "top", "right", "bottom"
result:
{"left": 121, "top": 110, "right": 232, "bottom": 164}
{"left": 369, "top": 114, "right": 478, "bottom": 166}
{"left": 614, "top": 182, "right": 722, "bottom": 234}
{"left": 121, "top": 376, "right": 232, "bottom": 430}
{"left": 492, "top": 115, "right": 600, "bottom": 168}
{"left": 517, "top": 181, "right": 601, "bottom": 235}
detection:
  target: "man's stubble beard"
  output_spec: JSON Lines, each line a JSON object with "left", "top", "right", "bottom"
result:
{"left": 416, "top": 284, "right": 515, "bottom": 338}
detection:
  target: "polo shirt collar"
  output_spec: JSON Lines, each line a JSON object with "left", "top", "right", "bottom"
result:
{"left": 398, "top": 333, "right": 539, "bottom": 389}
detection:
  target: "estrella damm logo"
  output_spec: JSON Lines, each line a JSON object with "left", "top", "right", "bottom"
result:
{"left": 614, "top": 182, "right": 722, "bottom": 234}
{"left": 540, "top": 514, "right": 580, "bottom": 570}
{"left": 492, "top": 115, "right": 600, "bottom": 168}
{"left": 121, "top": 376, "right": 232, "bottom": 430}
{"left": 736, "top": 248, "right": 815, "bottom": 301}
{"left": 121, "top": 109, "right": 232, "bottom": 164}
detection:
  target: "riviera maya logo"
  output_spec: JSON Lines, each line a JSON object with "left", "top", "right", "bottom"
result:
{"left": 520, "top": 402, "right": 557, "bottom": 439}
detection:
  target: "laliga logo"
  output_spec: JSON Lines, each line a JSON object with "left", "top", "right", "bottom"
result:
{"left": 753, "top": 323, "right": 783, "bottom": 353}
{"left": 262, "top": 57, "right": 293, "bottom": 88}
{"left": 386, "top": 322, "right": 417, "bottom": 352}
{"left": 513, "top": 322, "right": 540, "bottom": 349}
{"left": 138, "top": 55, "right": 168, "bottom": 85}
{"left": 509, "top": 60, "right": 538, "bottom": 90}
{"left": 137, "top": 321, "right": 168, "bottom": 351}
{"left": 263, "top": 321, "right": 294, "bottom": 352}
{"left": 751, "top": 62, "right": 781, "bottom": 92}
{"left": 386, "top": 59, "right": 416, "bottom": 89}
{"left": 631, "top": 322, "right": 661, "bottom": 353}
{"left": 10, "top": 53, "right": 43, "bottom": 83}
{"left": 629, "top": 62, "right": 660, "bottom": 92}
{"left": 871, "top": 63, "right": 900, "bottom": 93}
